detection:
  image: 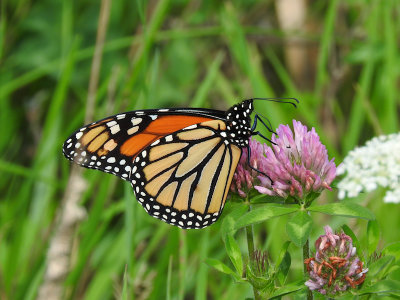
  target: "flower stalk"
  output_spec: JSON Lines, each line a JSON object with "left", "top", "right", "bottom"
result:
{"left": 303, "top": 239, "right": 313, "bottom": 300}
{"left": 245, "top": 205, "right": 261, "bottom": 300}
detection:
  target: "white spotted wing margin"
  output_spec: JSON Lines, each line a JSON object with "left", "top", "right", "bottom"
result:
{"left": 129, "top": 119, "right": 242, "bottom": 229}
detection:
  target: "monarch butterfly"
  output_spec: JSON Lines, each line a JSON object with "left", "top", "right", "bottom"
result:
{"left": 62, "top": 98, "right": 297, "bottom": 229}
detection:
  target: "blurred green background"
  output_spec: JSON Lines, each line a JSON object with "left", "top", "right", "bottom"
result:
{"left": 1, "top": 0, "right": 399, "bottom": 299}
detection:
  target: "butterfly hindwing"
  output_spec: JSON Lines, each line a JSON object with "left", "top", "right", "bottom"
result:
{"left": 62, "top": 110, "right": 215, "bottom": 180}
{"left": 129, "top": 119, "right": 242, "bottom": 229}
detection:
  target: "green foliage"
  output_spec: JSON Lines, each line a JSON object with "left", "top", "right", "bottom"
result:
{"left": 1, "top": 0, "right": 400, "bottom": 299}
{"left": 286, "top": 211, "right": 313, "bottom": 247}
{"left": 234, "top": 205, "right": 299, "bottom": 229}
{"left": 367, "top": 220, "right": 381, "bottom": 256}
{"left": 307, "top": 202, "right": 375, "bottom": 220}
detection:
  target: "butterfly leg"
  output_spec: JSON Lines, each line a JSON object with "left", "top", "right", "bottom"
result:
{"left": 251, "top": 114, "right": 278, "bottom": 145}
{"left": 246, "top": 144, "right": 273, "bottom": 184}
{"left": 251, "top": 114, "right": 276, "bottom": 134}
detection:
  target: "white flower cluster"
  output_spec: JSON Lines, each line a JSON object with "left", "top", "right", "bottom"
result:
{"left": 337, "top": 133, "right": 400, "bottom": 203}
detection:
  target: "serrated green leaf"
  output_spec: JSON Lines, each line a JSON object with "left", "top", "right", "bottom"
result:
{"left": 234, "top": 205, "right": 298, "bottom": 230}
{"left": 270, "top": 280, "right": 305, "bottom": 298}
{"left": 358, "top": 279, "right": 400, "bottom": 295}
{"left": 286, "top": 211, "right": 313, "bottom": 247}
{"left": 307, "top": 202, "right": 375, "bottom": 220}
{"left": 367, "top": 220, "right": 380, "bottom": 256}
{"left": 223, "top": 234, "right": 243, "bottom": 275}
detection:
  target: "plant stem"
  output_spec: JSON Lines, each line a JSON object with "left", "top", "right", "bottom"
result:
{"left": 178, "top": 229, "right": 187, "bottom": 300}
{"left": 246, "top": 225, "right": 255, "bottom": 256}
{"left": 303, "top": 239, "right": 313, "bottom": 300}
{"left": 245, "top": 203, "right": 261, "bottom": 300}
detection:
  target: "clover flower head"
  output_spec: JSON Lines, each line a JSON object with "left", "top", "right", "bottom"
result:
{"left": 337, "top": 133, "right": 400, "bottom": 203}
{"left": 230, "top": 139, "right": 265, "bottom": 197}
{"left": 230, "top": 120, "right": 336, "bottom": 201}
{"left": 304, "top": 225, "right": 368, "bottom": 296}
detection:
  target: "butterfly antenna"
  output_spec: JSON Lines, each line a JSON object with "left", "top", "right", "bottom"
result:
{"left": 252, "top": 97, "right": 299, "bottom": 108}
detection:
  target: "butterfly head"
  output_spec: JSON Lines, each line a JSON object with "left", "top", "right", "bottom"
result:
{"left": 225, "top": 100, "right": 254, "bottom": 147}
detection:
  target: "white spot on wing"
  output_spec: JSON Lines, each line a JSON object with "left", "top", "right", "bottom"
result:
{"left": 131, "top": 118, "right": 142, "bottom": 126}
{"left": 107, "top": 120, "right": 117, "bottom": 127}
{"left": 185, "top": 124, "right": 197, "bottom": 130}
{"left": 151, "top": 139, "right": 160, "bottom": 146}
{"left": 127, "top": 126, "right": 139, "bottom": 135}
{"left": 110, "top": 124, "right": 120, "bottom": 134}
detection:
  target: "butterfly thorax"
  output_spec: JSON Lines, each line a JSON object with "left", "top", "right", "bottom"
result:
{"left": 225, "top": 99, "right": 254, "bottom": 147}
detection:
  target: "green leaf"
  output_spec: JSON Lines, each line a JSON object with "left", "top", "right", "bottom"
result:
{"left": 341, "top": 224, "right": 363, "bottom": 261}
{"left": 368, "top": 255, "right": 395, "bottom": 280}
{"left": 276, "top": 241, "right": 291, "bottom": 267}
{"left": 383, "top": 242, "right": 400, "bottom": 260}
{"left": 286, "top": 211, "right": 313, "bottom": 247}
{"left": 270, "top": 280, "right": 305, "bottom": 298}
{"left": 205, "top": 258, "right": 240, "bottom": 280}
{"left": 249, "top": 194, "right": 285, "bottom": 204}
{"left": 367, "top": 220, "right": 380, "bottom": 256}
{"left": 223, "top": 234, "right": 243, "bottom": 275}
{"left": 358, "top": 279, "right": 400, "bottom": 296}
{"left": 234, "top": 205, "right": 298, "bottom": 230}
{"left": 221, "top": 204, "right": 249, "bottom": 235}
{"left": 307, "top": 202, "right": 375, "bottom": 220}
{"left": 276, "top": 242, "right": 292, "bottom": 288}
{"left": 277, "top": 251, "right": 291, "bottom": 286}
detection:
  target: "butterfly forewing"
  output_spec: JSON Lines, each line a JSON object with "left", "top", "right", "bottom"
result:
{"left": 129, "top": 120, "right": 242, "bottom": 229}
{"left": 62, "top": 110, "right": 215, "bottom": 180}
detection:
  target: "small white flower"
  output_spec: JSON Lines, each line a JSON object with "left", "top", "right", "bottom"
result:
{"left": 337, "top": 133, "right": 400, "bottom": 203}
